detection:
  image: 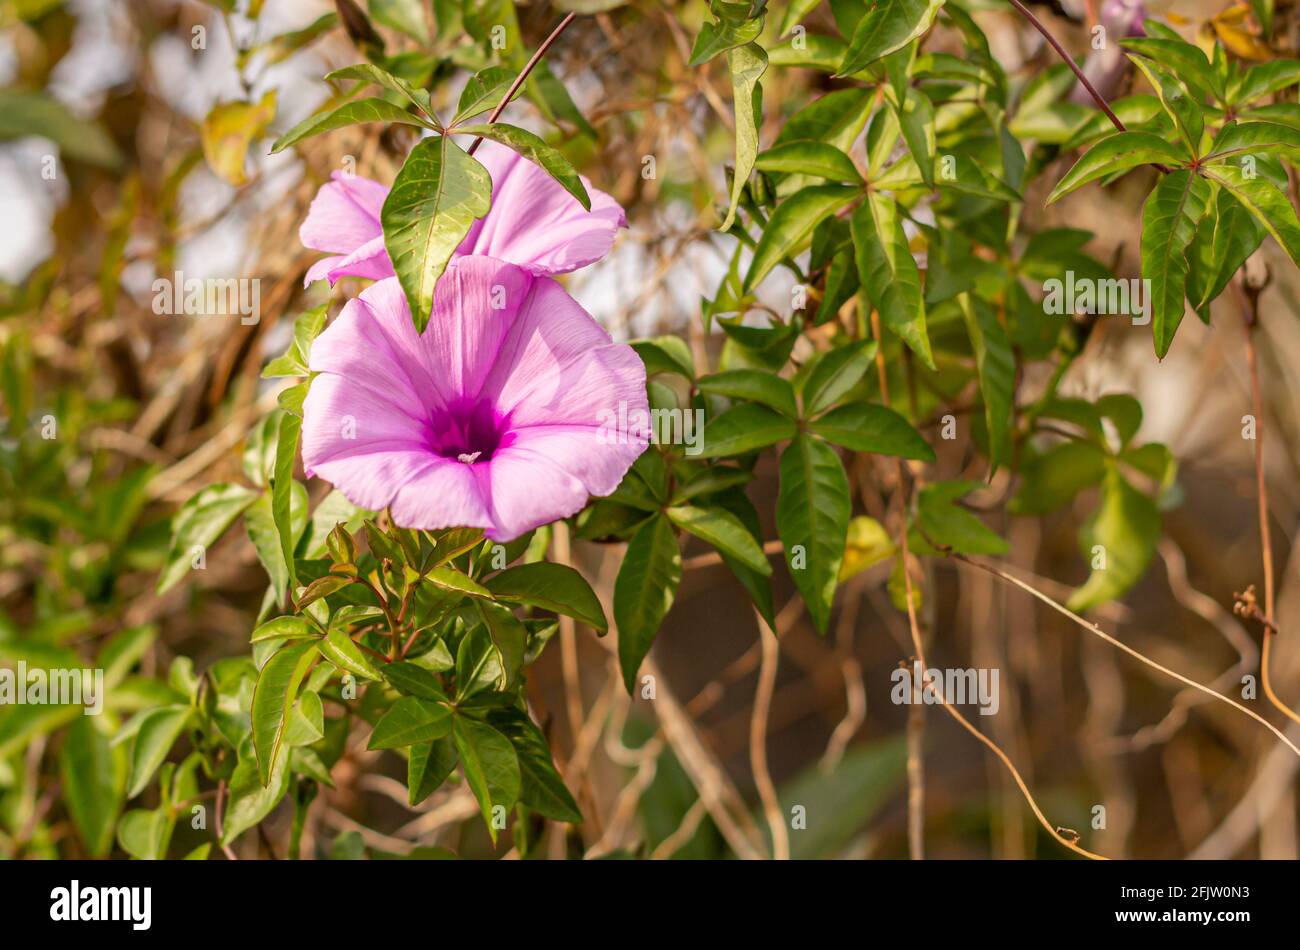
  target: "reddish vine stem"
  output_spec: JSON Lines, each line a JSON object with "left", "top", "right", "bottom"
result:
{"left": 1005, "top": 0, "right": 1171, "bottom": 173}
{"left": 466, "top": 12, "right": 578, "bottom": 156}
{"left": 1235, "top": 276, "right": 1300, "bottom": 728}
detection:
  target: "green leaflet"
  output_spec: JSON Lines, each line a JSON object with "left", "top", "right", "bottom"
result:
{"left": 744, "top": 184, "right": 857, "bottom": 290}
{"left": 271, "top": 97, "right": 432, "bottom": 153}
{"left": 614, "top": 515, "right": 682, "bottom": 693}
{"left": 839, "top": 0, "right": 944, "bottom": 76}
{"left": 776, "top": 434, "right": 851, "bottom": 634}
{"left": 381, "top": 136, "right": 492, "bottom": 331}
{"left": 1141, "top": 169, "right": 1212, "bottom": 358}
{"left": 960, "top": 295, "right": 1015, "bottom": 469}
{"left": 1048, "top": 132, "right": 1186, "bottom": 204}
{"left": 1186, "top": 187, "right": 1265, "bottom": 316}
{"left": 455, "top": 123, "right": 590, "bottom": 210}
{"left": 1067, "top": 466, "right": 1160, "bottom": 611}
{"left": 157, "top": 484, "right": 257, "bottom": 594}
{"left": 851, "top": 193, "right": 934, "bottom": 368}
{"left": 719, "top": 43, "right": 767, "bottom": 232}
{"left": 1201, "top": 162, "right": 1300, "bottom": 266}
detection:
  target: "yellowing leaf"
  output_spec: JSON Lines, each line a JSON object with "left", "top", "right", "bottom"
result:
{"left": 201, "top": 90, "right": 277, "bottom": 186}
{"left": 839, "top": 516, "right": 895, "bottom": 582}
{"left": 1210, "top": 7, "right": 1271, "bottom": 61}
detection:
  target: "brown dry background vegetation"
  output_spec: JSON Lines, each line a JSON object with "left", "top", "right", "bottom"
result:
{"left": 3, "top": 0, "right": 1300, "bottom": 859}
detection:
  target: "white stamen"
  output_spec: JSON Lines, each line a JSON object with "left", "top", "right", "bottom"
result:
{"left": 457, "top": 451, "right": 481, "bottom": 464}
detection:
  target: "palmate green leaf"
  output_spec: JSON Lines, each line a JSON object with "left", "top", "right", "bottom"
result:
{"left": 698, "top": 369, "right": 798, "bottom": 417}
{"left": 816, "top": 248, "right": 859, "bottom": 324}
{"left": 272, "top": 411, "right": 302, "bottom": 590}
{"left": 456, "top": 123, "right": 589, "bottom": 210}
{"left": 1141, "top": 168, "right": 1212, "bottom": 358}
{"left": 369, "top": 697, "right": 453, "bottom": 750}
{"left": 666, "top": 504, "right": 771, "bottom": 576}
{"left": 456, "top": 625, "right": 504, "bottom": 698}
{"left": 1047, "top": 132, "right": 1186, "bottom": 204}
{"left": 801, "top": 339, "right": 877, "bottom": 416}
{"left": 933, "top": 153, "right": 1021, "bottom": 202}
{"left": 489, "top": 707, "right": 582, "bottom": 822}
{"left": 475, "top": 600, "right": 527, "bottom": 689}
{"left": 221, "top": 742, "right": 291, "bottom": 845}
{"left": 297, "top": 573, "right": 352, "bottom": 607}
{"left": 698, "top": 403, "right": 798, "bottom": 457}
{"left": 1010, "top": 440, "right": 1108, "bottom": 515}
{"left": 891, "top": 87, "right": 935, "bottom": 186}
{"left": 117, "top": 808, "right": 171, "bottom": 860}
{"left": 690, "top": 11, "right": 765, "bottom": 65}
{"left": 707, "top": 487, "right": 777, "bottom": 630}
{"left": 775, "top": 88, "right": 874, "bottom": 155}
{"left": 157, "top": 484, "right": 258, "bottom": 593}
{"left": 408, "top": 737, "right": 458, "bottom": 805}
{"left": 424, "top": 565, "right": 490, "bottom": 598}
{"left": 1119, "top": 37, "right": 1220, "bottom": 102}
{"left": 60, "top": 717, "right": 125, "bottom": 857}
{"left": 262, "top": 303, "right": 327, "bottom": 377}
{"left": 251, "top": 615, "right": 316, "bottom": 643}
{"left": 754, "top": 141, "right": 863, "bottom": 183}
{"left": 484, "top": 561, "right": 607, "bottom": 632}
{"left": 1229, "top": 58, "right": 1300, "bottom": 108}
{"left": 125, "top": 705, "right": 191, "bottom": 798}
{"left": 915, "top": 481, "right": 1008, "bottom": 555}
{"left": 776, "top": 435, "right": 851, "bottom": 634}
{"left": 961, "top": 295, "right": 1014, "bottom": 469}
{"left": 743, "top": 184, "right": 858, "bottom": 290}
{"left": 246, "top": 483, "right": 308, "bottom": 600}
{"left": 381, "top": 135, "right": 493, "bottom": 331}
{"left": 631, "top": 335, "right": 696, "bottom": 379}
{"left": 325, "top": 64, "right": 434, "bottom": 118}
{"left": 1205, "top": 121, "right": 1300, "bottom": 165}
{"left": 1187, "top": 188, "right": 1264, "bottom": 315}
{"left": 251, "top": 641, "right": 317, "bottom": 787}
{"left": 1128, "top": 56, "right": 1203, "bottom": 158}
{"left": 615, "top": 515, "right": 682, "bottom": 693}
{"left": 838, "top": 0, "right": 943, "bottom": 76}
{"left": 1201, "top": 162, "right": 1300, "bottom": 266}
{"left": 851, "top": 193, "right": 934, "bottom": 369}
{"left": 319, "top": 627, "right": 382, "bottom": 681}
{"left": 383, "top": 661, "right": 448, "bottom": 700}
{"left": 453, "top": 66, "right": 516, "bottom": 124}
{"left": 453, "top": 714, "right": 521, "bottom": 841}
{"left": 720, "top": 42, "right": 768, "bottom": 232}
{"left": 270, "top": 97, "right": 432, "bottom": 153}
{"left": 810, "top": 402, "right": 935, "bottom": 460}
{"left": 1067, "top": 466, "right": 1160, "bottom": 611}
{"left": 1098, "top": 393, "right": 1143, "bottom": 448}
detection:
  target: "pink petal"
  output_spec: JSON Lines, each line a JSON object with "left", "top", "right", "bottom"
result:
{"left": 310, "top": 278, "right": 444, "bottom": 412}
{"left": 388, "top": 458, "right": 494, "bottom": 531}
{"left": 300, "top": 374, "right": 435, "bottom": 511}
{"left": 303, "top": 255, "right": 345, "bottom": 287}
{"left": 502, "top": 424, "right": 646, "bottom": 498}
{"left": 456, "top": 140, "right": 626, "bottom": 275}
{"left": 299, "top": 172, "right": 386, "bottom": 255}
{"left": 421, "top": 256, "right": 531, "bottom": 405}
{"left": 482, "top": 275, "right": 648, "bottom": 428}
{"left": 478, "top": 449, "right": 590, "bottom": 541}
{"left": 322, "top": 234, "right": 393, "bottom": 286}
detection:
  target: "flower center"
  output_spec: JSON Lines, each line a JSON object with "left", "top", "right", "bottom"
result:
{"left": 428, "top": 399, "right": 508, "bottom": 464}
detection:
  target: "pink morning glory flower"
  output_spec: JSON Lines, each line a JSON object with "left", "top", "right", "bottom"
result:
{"left": 299, "top": 140, "right": 627, "bottom": 287}
{"left": 299, "top": 258, "right": 648, "bottom": 541}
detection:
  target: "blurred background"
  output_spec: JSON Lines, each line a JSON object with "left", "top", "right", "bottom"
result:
{"left": 2, "top": 0, "right": 1299, "bottom": 859}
